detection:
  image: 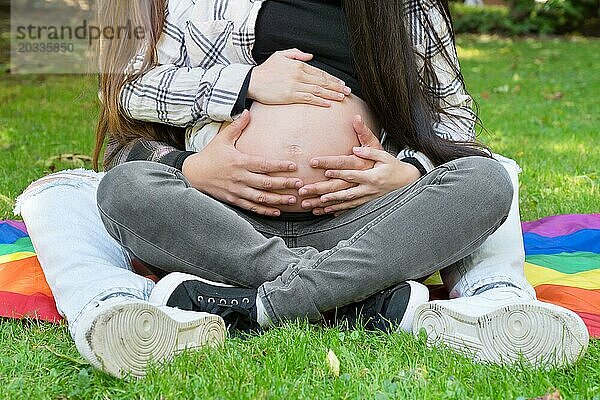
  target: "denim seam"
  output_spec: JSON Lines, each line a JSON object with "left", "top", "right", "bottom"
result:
{"left": 97, "top": 204, "right": 248, "bottom": 288}
{"left": 261, "top": 181, "right": 432, "bottom": 302}
{"left": 262, "top": 163, "right": 502, "bottom": 319}
{"left": 229, "top": 208, "right": 283, "bottom": 236}
{"left": 422, "top": 218, "right": 508, "bottom": 287}
{"left": 246, "top": 221, "right": 280, "bottom": 236}
{"left": 258, "top": 286, "right": 281, "bottom": 324}
{"left": 263, "top": 167, "right": 455, "bottom": 295}
{"left": 292, "top": 247, "right": 312, "bottom": 256}
{"left": 217, "top": 195, "right": 287, "bottom": 237}
{"left": 451, "top": 259, "right": 468, "bottom": 293}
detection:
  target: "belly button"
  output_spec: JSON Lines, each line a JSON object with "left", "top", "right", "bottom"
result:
{"left": 286, "top": 144, "right": 303, "bottom": 156}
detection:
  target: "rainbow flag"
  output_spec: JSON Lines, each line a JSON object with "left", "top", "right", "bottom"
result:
{"left": 0, "top": 215, "right": 599, "bottom": 337}
{"left": 522, "top": 214, "right": 600, "bottom": 338}
{"left": 0, "top": 220, "right": 62, "bottom": 322}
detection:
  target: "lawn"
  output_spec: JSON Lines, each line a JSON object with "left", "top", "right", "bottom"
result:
{"left": 0, "top": 36, "right": 599, "bottom": 399}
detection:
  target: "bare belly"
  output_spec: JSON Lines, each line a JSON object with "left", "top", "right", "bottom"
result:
{"left": 232, "top": 96, "right": 378, "bottom": 212}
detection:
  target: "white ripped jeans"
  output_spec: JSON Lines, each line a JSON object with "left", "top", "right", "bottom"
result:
{"left": 14, "top": 154, "right": 535, "bottom": 337}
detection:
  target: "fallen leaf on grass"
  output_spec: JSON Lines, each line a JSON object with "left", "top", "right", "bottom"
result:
{"left": 492, "top": 85, "right": 510, "bottom": 94}
{"left": 44, "top": 153, "right": 93, "bottom": 171}
{"left": 528, "top": 389, "right": 562, "bottom": 400}
{"left": 481, "top": 91, "right": 490, "bottom": 100}
{"left": 45, "top": 153, "right": 93, "bottom": 164}
{"left": 543, "top": 92, "right": 564, "bottom": 101}
{"left": 326, "top": 349, "right": 340, "bottom": 377}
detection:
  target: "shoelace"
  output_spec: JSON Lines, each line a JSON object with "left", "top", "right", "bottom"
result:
{"left": 198, "top": 297, "right": 259, "bottom": 333}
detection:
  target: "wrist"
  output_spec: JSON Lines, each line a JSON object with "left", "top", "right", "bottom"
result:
{"left": 181, "top": 155, "right": 193, "bottom": 177}
{"left": 400, "top": 157, "right": 427, "bottom": 177}
{"left": 172, "top": 151, "right": 196, "bottom": 171}
{"left": 394, "top": 160, "right": 422, "bottom": 188}
{"left": 247, "top": 66, "right": 260, "bottom": 100}
{"left": 182, "top": 153, "right": 207, "bottom": 190}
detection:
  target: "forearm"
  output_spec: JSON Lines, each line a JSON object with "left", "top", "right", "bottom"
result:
{"left": 121, "top": 63, "right": 254, "bottom": 127}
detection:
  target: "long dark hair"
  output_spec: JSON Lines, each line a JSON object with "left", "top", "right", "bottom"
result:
{"left": 93, "top": 0, "right": 184, "bottom": 170}
{"left": 343, "top": 0, "right": 490, "bottom": 166}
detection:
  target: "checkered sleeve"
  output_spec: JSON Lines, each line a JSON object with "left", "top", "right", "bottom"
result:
{"left": 103, "top": 137, "right": 195, "bottom": 171}
{"left": 397, "top": 0, "right": 477, "bottom": 173}
{"left": 119, "top": 1, "right": 253, "bottom": 128}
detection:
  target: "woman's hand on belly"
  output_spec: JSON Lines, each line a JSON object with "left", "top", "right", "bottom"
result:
{"left": 297, "top": 154, "right": 374, "bottom": 210}
{"left": 300, "top": 116, "right": 422, "bottom": 215}
{"left": 182, "top": 111, "right": 304, "bottom": 217}
{"left": 249, "top": 49, "right": 351, "bottom": 108}
{"left": 234, "top": 98, "right": 375, "bottom": 213}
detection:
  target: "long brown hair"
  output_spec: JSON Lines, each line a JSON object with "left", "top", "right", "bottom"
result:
{"left": 343, "top": 0, "right": 489, "bottom": 166}
{"left": 93, "top": 0, "right": 183, "bottom": 170}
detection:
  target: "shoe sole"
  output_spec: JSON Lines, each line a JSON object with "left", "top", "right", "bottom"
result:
{"left": 413, "top": 301, "right": 589, "bottom": 367}
{"left": 149, "top": 272, "right": 233, "bottom": 306}
{"left": 87, "top": 302, "right": 226, "bottom": 378}
{"left": 397, "top": 281, "right": 430, "bottom": 332}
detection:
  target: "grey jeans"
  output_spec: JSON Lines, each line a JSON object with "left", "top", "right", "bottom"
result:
{"left": 97, "top": 156, "right": 513, "bottom": 323}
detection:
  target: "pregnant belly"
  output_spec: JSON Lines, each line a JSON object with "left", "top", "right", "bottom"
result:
{"left": 233, "top": 96, "right": 379, "bottom": 212}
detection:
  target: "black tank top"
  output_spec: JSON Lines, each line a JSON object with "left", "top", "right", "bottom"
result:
{"left": 252, "top": 0, "right": 362, "bottom": 98}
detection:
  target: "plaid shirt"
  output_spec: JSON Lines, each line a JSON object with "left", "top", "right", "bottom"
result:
{"left": 107, "top": 0, "right": 476, "bottom": 172}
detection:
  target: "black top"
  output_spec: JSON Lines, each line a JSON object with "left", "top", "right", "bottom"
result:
{"left": 252, "top": 0, "right": 361, "bottom": 97}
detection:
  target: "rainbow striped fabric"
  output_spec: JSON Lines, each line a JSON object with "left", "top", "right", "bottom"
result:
{"left": 1, "top": 215, "right": 599, "bottom": 336}
{"left": 522, "top": 214, "right": 600, "bottom": 337}
{"left": 0, "top": 220, "right": 61, "bottom": 322}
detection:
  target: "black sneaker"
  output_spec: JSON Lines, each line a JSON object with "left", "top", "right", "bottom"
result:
{"left": 327, "top": 281, "right": 430, "bottom": 332}
{"left": 149, "top": 272, "right": 261, "bottom": 333}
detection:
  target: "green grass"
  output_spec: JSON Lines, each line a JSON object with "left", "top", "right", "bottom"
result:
{"left": 458, "top": 36, "right": 599, "bottom": 219}
{"left": 0, "top": 36, "right": 599, "bottom": 399}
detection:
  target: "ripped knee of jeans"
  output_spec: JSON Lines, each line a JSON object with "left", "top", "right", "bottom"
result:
{"left": 13, "top": 169, "right": 104, "bottom": 215}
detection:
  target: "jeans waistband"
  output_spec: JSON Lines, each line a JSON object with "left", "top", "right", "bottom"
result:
{"left": 230, "top": 204, "right": 328, "bottom": 223}
{"left": 272, "top": 211, "right": 323, "bottom": 222}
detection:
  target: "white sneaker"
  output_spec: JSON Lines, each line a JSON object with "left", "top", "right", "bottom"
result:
{"left": 74, "top": 297, "right": 226, "bottom": 378}
{"left": 413, "top": 286, "right": 589, "bottom": 367}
